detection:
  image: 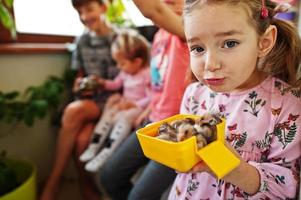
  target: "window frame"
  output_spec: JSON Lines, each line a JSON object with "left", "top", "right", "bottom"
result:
{"left": 0, "top": 2, "right": 158, "bottom": 53}
{"left": 0, "top": 5, "right": 75, "bottom": 44}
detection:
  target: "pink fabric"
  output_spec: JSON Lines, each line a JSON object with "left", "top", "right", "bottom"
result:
{"left": 148, "top": 29, "right": 190, "bottom": 122}
{"left": 104, "top": 67, "right": 151, "bottom": 109}
{"left": 168, "top": 77, "right": 301, "bottom": 200}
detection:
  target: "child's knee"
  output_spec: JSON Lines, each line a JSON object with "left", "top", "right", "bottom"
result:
{"left": 75, "top": 135, "right": 90, "bottom": 155}
{"left": 62, "top": 103, "right": 83, "bottom": 123}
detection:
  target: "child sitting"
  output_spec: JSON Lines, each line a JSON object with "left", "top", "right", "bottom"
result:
{"left": 40, "top": 0, "right": 117, "bottom": 199}
{"left": 168, "top": 0, "right": 301, "bottom": 199}
{"left": 80, "top": 29, "right": 151, "bottom": 172}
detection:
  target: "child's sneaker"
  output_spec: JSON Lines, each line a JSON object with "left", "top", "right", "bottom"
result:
{"left": 79, "top": 145, "right": 99, "bottom": 162}
{"left": 85, "top": 148, "right": 112, "bottom": 172}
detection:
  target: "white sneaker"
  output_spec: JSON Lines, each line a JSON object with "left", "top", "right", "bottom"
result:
{"left": 79, "top": 145, "right": 99, "bottom": 162}
{"left": 85, "top": 148, "right": 112, "bottom": 172}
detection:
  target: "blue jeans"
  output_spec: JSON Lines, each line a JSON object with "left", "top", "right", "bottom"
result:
{"left": 99, "top": 121, "right": 176, "bottom": 200}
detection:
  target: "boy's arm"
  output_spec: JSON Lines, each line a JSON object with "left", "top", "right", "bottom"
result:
{"left": 133, "top": 0, "right": 185, "bottom": 39}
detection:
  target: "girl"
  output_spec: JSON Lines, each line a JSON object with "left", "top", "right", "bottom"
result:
{"left": 168, "top": 0, "right": 301, "bottom": 199}
{"left": 79, "top": 30, "right": 151, "bottom": 172}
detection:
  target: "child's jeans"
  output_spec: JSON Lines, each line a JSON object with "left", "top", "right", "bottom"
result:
{"left": 99, "top": 119, "right": 176, "bottom": 200}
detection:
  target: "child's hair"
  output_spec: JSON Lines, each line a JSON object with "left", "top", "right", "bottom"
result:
{"left": 72, "top": 0, "right": 104, "bottom": 8}
{"left": 183, "top": 0, "right": 301, "bottom": 88}
{"left": 111, "top": 29, "right": 150, "bottom": 67}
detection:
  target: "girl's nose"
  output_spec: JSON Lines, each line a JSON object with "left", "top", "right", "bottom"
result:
{"left": 204, "top": 52, "right": 221, "bottom": 72}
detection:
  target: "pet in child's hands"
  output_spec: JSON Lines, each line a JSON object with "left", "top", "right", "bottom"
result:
{"left": 74, "top": 76, "right": 101, "bottom": 99}
{"left": 157, "top": 122, "right": 178, "bottom": 142}
{"left": 78, "top": 76, "right": 100, "bottom": 92}
{"left": 156, "top": 113, "right": 222, "bottom": 149}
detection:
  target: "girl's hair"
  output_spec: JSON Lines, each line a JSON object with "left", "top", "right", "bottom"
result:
{"left": 111, "top": 29, "right": 150, "bottom": 67}
{"left": 183, "top": 0, "right": 301, "bottom": 88}
{"left": 72, "top": 0, "right": 104, "bottom": 8}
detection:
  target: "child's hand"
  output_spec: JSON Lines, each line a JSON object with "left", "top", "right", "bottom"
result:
{"left": 189, "top": 160, "right": 211, "bottom": 174}
{"left": 134, "top": 114, "right": 146, "bottom": 128}
{"left": 73, "top": 77, "right": 83, "bottom": 93}
{"left": 96, "top": 78, "right": 105, "bottom": 87}
{"left": 134, "top": 106, "right": 151, "bottom": 128}
{"left": 188, "top": 142, "right": 241, "bottom": 176}
{"left": 118, "top": 100, "right": 136, "bottom": 110}
{"left": 88, "top": 75, "right": 105, "bottom": 87}
{"left": 105, "top": 93, "right": 122, "bottom": 108}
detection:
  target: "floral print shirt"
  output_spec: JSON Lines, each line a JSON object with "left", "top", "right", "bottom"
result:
{"left": 168, "top": 77, "right": 301, "bottom": 200}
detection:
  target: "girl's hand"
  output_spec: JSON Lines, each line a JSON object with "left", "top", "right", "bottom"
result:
{"left": 105, "top": 93, "right": 122, "bottom": 108}
{"left": 96, "top": 78, "right": 105, "bottom": 87}
{"left": 89, "top": 75, "right": 105, "bottom": 87}
{"left": 188, "top": 142, "right": 241, "bottom": 175}
{"left": 133, "top": 109, "right": 150, "bottom": 128}
{"left": 134, "top": 114, "right": 145, "bottom": 128}
{"left": 118, "top": 100, "right": 137, "bottom": 110}
{"left": 189, "top": 160, "right": 212, "bottom": 174}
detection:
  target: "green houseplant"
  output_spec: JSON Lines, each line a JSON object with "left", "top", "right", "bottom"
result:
{"left": 0, "top": 0, "right": 38, "bottom": 199}
{"left": 0, "top": 0, "right": 16, "bottom": 39}
{"left": 0, "top": 68, "right": 75, "bottom": 199}
{"left": 0, "top": 152, "right": 37, "bottom": 200}
{"left": 0, "top": 1, "right": 74, "bottom": 198}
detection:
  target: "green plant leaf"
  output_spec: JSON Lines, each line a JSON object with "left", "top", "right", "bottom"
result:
{"left": 31, "top": 100, "right": 48, "bottom": 118}
{"left": 4, "top": 0, "right": 14, "bottom": 8}
{"left": 105, "top": 0, "right": 133, "bottom": 27}
{"left": 0, "top": 71, "right": 69, "bottom": 127}
{"left": 23, "top": 112, "right": 34, "bottom": 126}
{"left": 0, "top": 4, "right": 11, "bottom": 27}
{"left": 4, "top": 91, "right": 19, "bottom": 100}
{"left": 0, "top": 3, "right": 16, "bottom": 38}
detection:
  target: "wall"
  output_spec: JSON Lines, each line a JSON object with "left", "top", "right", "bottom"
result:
{"left": 0, "top": 53, "right": 76, "bottom": 183}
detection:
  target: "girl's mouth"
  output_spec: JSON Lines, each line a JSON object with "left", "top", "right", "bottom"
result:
{"left": 204, "top": 78, "right": 225, "bottom": 86}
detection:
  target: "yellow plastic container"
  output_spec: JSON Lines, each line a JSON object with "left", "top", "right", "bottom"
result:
{"left": 0, "top": 159, "right": 37, "bottom": 200}
{"left": 136, "top": 114, "right": 240, "bottom": 179}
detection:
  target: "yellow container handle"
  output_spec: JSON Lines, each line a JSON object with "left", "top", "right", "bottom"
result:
{"left": 196, "top": 141, "right": 241, "bottom": 179}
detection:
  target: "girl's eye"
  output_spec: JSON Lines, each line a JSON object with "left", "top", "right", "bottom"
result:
{"left": 190, "top": 46, "right": 204, "bottom": 54}
{"left": 223, "top": 40, "right": 239, "bottom": 49}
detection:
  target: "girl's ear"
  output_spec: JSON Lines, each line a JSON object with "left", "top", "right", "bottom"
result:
{"left": 258, "top": 25, "right": 277, "bottom": 58}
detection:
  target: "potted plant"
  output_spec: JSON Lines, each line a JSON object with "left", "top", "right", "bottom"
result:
{"left": 0, "top": 152, "right": 37, "bottom": 200}
{"left": 0, "top": 0, "right": 38, "bottom": 198}
{"left": 0, "top": 71, "right": 73, "bottom": 199}
{"left": 0, "top": 2, "right": 73, "bottom": 198}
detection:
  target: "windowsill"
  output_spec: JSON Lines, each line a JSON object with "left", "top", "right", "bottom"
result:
{"left": 0, "top": 43, "right": 71, "bottom": 54}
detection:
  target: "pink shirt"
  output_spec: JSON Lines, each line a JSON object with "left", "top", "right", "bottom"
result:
{"left": 168, "top": 77, "right": 301, "bottom": 199}
{"left": 149, "top": 29, "right": 190, "bottom": 122}
{"left": 104, "top": 67, "right": 150, "bottom": 109}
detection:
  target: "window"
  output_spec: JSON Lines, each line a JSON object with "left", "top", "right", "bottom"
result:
{"left": 14, "top": 0, "right": 84, "bottom": 36}
{"left": 122, "top": 0, "right": 152, "bottom": 27}
{"left": 13, "top": 0, "right": 152, "bottom": 37}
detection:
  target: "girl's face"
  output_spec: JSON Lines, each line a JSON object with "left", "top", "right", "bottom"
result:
{"left": 112, "top": 51, "right": 143, "bottom": 75}
{"left": 76, "top": 1, "right": 105, "bottom": 32}
{"left": 184, "top": 4, "right": 266, "bottom": 93}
